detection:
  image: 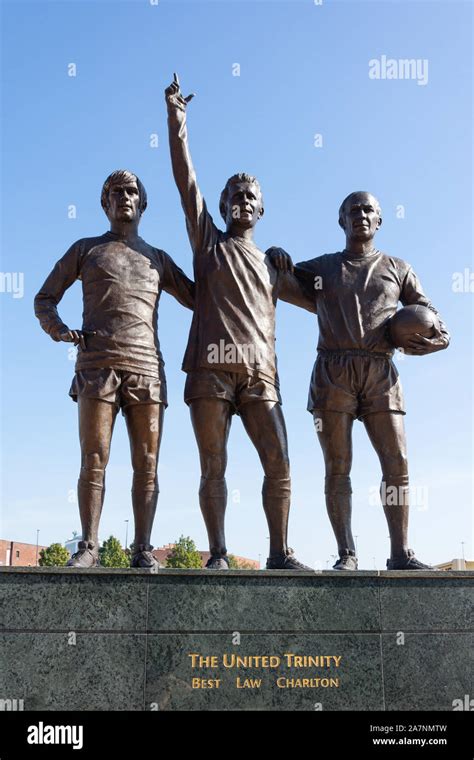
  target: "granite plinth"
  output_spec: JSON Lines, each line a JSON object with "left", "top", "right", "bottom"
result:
{"left": 0, "top": 568, "right": 472, "bottom": 711}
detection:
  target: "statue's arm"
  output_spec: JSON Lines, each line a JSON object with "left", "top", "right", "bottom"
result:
{"left": 400, "top": 267, "right": 450, "bottom": 353}
{"left": 160, "top": 250, "right": 195, "bottom": 311}
{"left": 165, "top": 73, "right": 215, "bottom": 254}
{"left": 266, "top": 247, "right": 317, "bottom": 314}
{"left": 34, "top": 241, "right": 90, "bottom": 349}
{"left": 277, "top": 270, "right": 317, "bottom": 314}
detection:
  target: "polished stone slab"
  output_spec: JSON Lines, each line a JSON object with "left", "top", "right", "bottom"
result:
{"left": 382, "top": 632, "right": 474, "bottom": 711}
{"left": 379, "top": 577, "right": 474, "bottom": 631}
{"left": 147, "top": 574, "right": 380, "bottom": 632}
{"left": 0, "top": 632, "right": 146, "bottom": 710}
{"left": 145, "top": 632, "right": 383, "bottom": 711}
{"left": 0, "top": 569, "right": 147, "bottom": 632}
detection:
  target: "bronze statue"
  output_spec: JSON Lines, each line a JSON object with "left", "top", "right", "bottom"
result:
{"left": 165, "top": 74, "right": 315, "bottom": 570}
{"left": 267, "top": 191, "right": 450, "bottom": 570}
{"left": 34, "top": 170, "right": 194, "bottom": 569}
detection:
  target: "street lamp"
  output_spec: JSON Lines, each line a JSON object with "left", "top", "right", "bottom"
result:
{"left": 35, "top": 529, "right": 40, "bottom": 566}
{"left": 124, "top": 520, "right": 129, "bottom": 551}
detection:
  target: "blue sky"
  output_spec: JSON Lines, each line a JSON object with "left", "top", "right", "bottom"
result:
{"left": 1, "top": 0, "right": 472, "bottom": 569}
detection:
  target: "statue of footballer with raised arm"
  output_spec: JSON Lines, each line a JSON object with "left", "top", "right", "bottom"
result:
{"left": 165, "top": 73, "right": 316, "bottom": 570}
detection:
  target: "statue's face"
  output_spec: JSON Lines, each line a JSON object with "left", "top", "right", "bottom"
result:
{"left": 225, "top": 181, "right": 263, "bottom": 229}
{"left": 106, "top": 179, "right": 141, "bottom": 224}
{"left": 341, "top": 192, "right": 381, "bottom": 241}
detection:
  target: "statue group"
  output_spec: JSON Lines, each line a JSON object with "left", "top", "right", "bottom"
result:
{"left": 34, "top": 75, "right": 449, "bottom": 572}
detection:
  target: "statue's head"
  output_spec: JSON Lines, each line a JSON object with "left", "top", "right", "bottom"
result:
{"left": 101, "top": 169, "right": 147, "bottom": 225}
{"left": 338, "top": 191, "right": 382, "bottom": 242}
{"left": 219, "top": 173, "right": 264, "bottom": 230}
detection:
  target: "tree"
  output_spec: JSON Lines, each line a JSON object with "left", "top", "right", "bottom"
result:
{"left": 227, "top": 554, "right": 255, "bottom": 569}
{"left": 166, "top": 536, "right": 202, "bottom": 568}
{"left": 99, "top": 536, "right": 129, "bottom": 568}
{"left": 39, "top": 543, "right": 70, "bottom": 567}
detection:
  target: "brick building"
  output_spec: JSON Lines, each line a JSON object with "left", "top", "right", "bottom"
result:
{"left": 0, "top": 539, "right": 48, "bottom": 567}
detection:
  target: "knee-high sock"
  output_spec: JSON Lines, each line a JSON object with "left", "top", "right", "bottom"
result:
{"left": 324, "top": 474, "right": 355, "bottom": 554}
{"left": 380, "top": 474, "right": 409, "bottom": 556}
{"left": 199, "top": 477, "right": 227, "bottom": 556}
{"left": 77, "top": 467, "right": 105, "bottom": 547}
{"left": 132, "top": 471, "right": 159, "bottom": 549}
{"left": 262, "top": 476, "right": 291, "bottom": 557}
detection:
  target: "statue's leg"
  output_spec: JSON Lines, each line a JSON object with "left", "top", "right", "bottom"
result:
{"left": 77, "top": 396, "right": 118, "bottom": 550}
{"left": 314, "top": 410, "right": 356, "bottom": 558}
{"left": 189, "top": 398, "right": 233, "bottom": 559}
{"left": 239, "top": 401, "right": 290, "bottom": 557}
{"left": 124, "top": 402, "right": 164, "bottom": 551}
{"left": 362, "top": 411, "right": 409, "bottom": 559}
{"left": 239, "top": 400, "right": 312, "bottom": 570}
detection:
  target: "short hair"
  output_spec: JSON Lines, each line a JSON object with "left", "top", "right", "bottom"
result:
{"left": 338, "top": 191, "right": 381, "bottom": 226}
{"left": 219, "top": 172, "right": 263, "bottom": 221}
{"left": 101, "top": 169, "right": 148, "bottom": 215}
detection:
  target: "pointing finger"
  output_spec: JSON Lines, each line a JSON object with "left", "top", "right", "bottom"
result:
{"left": 173, "top": 72, "right": 180, "bottom": 87}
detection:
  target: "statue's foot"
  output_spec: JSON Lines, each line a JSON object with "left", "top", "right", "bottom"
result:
{"left": 131, "top": 544, "right": 161, "bottom": 570}
{"left": 205, "top": 554, "right": 229, "bottom": 570}
{"left": 266, "top": 548, "right": 313, "bottom": 571}
{"left": 333, "top": 550, "right": 358, "bottom": 570}
{"left": 386, "top": 549, "right": 436, "bottom": 570}
{"left": 66, "top": 540, "right": 99, "bottom": 568}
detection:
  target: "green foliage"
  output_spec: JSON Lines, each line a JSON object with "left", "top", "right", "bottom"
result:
{"left": 165, "top": 535, "right": 202, "bottom": 568}
{"left": 39, "top": 543, "right": 70, "bottom": 567}
{"left": 227, "top": 554, "right": 255, "bottom": 569}
{"left": 99, "top": 536, "right": 129, "bottom": 568}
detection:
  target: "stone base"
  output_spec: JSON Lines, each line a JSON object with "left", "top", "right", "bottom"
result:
{"left": 0, "top": 568, "right": 472, "bottom": 711}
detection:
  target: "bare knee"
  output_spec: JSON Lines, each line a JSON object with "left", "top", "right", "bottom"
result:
{"left": 261, "top": 451, "right": 290, "bottom": 480}
{"left": 81, "top": 451, "right": 108, "bottom": 472}
{"left": 132, "top": 449, "right": 158, "bottom": 474}
{"left": 381, "top": 450, "right": 408, "bottom": 478}
{"left": 200, "top": 451, "right": 227, "bottom": 480}
{"left": 325, "top": 456, "right": 352, "bottom": 477}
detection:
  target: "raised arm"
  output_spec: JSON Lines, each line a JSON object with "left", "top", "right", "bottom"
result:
{"left": 165, "top": 73, "right": 215, "bottom": 253}
{"left": 400, "top": 267, "right": 450, "bottom": 354}
{"left": 34, "top": 241, "right": 92, "bottom": 350}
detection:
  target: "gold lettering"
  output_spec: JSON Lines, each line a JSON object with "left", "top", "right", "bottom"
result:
{"left": 192, "top": 678, "right": 221, "bottom": 689}
{"left": 236, "top": 677, "right": 262, "bottom": 689}
{"left": 188, "top": 653, "right": 218, "bottom": 668}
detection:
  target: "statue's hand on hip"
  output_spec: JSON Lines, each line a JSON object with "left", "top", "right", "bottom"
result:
{"left": 58, "top": 327, "right": 96, "bottom": 351}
